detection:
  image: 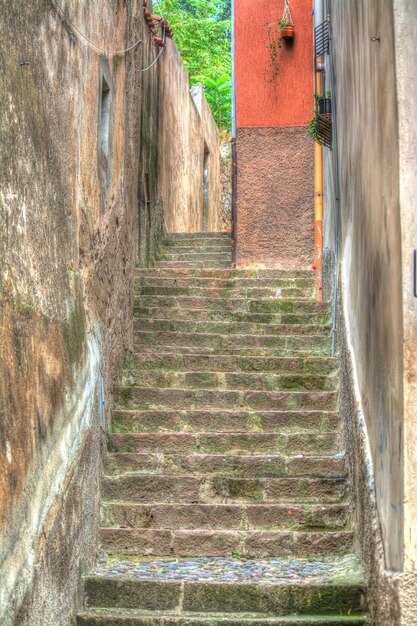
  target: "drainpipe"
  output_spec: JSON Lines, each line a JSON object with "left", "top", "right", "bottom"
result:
{"left": 314, "top": 0, "right": 324, "bottom": 301}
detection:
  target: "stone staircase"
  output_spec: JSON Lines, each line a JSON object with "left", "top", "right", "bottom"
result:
{"left": 77, "top": 232, "right": 368, "bottom": 625}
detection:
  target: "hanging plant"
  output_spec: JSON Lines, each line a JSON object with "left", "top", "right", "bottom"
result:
{"left": 265, "top": 20, "right": 283, "bottom": 81}
{"left": 264, "top": 0, "right": 295, "bottom": 81}
{"left": 280, "top": 0, "right": 295, "bottom": 40}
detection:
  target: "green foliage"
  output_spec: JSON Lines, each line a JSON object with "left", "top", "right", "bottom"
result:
{"left": 156, "top": 0, "right": 232, "bottom": 131}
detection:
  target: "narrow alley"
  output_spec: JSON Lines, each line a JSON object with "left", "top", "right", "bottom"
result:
{"left": 1, "top": 1, "right": 417, "bottom": 625}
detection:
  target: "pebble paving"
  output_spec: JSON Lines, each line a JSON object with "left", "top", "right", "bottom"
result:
{"left": 95, "top": 555, "right": 362, "bottom": 585}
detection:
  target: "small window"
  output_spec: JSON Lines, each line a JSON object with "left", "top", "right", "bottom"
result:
{"left": 98, "top": 63, "right": 114, "bottom": 212}
{"left": 100, "top": 77, "right": 111, "bottom": 162}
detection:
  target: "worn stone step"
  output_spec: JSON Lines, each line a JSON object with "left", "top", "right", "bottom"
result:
{"left": 134, "top": 306, "right": 329, "bottom": 325}
{"left": 139, "top": 286, "right": 314, "bottom": 300}
{"left": 111, "top": 409, "right": 340, "bottom": 434}
{"left": 134, "top": 320, "right": 328, "bottom": 337}
{"left": 77, "top": 609, "right": 369, "bottom": 626}
{"left": 127, "top": 370, "right": 337, "bottom": 392}
{"left": 158, "top": 252, "right": 231, "bottom": 262}
{"left": 135, "top": 268, "right": 315, "bottom": 279}
{"left": 115, "top": 387, "right": 338, "bottom": 412}
{"left": 133, "top": 331, "right": 330, "bottom": 354}
{"left": 108, "top": 431, "right": 340, "bottom": 456}
{"left": 102, "top": 475, "right": 347, "bottom": 504}
{"left": 128, "top": 354, "right": 336, "bottom": 375}
{"left": 137, "top": 345, "right": 331, "bottom": 358}
{"left": 101, "top": 502, "right": 349, "bottom": 531}
{"left": 161, "top": 242, "right": 231, "bottom": 251}
{"left": 137, "top": 296, "right": 329, "bottom": 315}
{"left": 100, "top": 527, "right": 354, "bottom": 559}
{"left": 104, "top": 452, "right": 345, "bottom": 478}
{"left": 138, "top": 276, "right": 315, "bottom": 289}
{"left": 165, "top": 232, "right": 232, "bottom": 240}
{"left": 82, "top": 556, "right": 364, "bottom": 613}
{"left": 155, "top": 256, "right": 231, "bottom": 271}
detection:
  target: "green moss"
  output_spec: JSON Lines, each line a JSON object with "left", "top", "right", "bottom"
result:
{"left": 247, "top": 412, "right": 263, "bottom": 432}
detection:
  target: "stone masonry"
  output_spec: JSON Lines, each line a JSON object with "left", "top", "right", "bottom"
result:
{"left": 77, "top": 233, "right": 368, "bottom": 624}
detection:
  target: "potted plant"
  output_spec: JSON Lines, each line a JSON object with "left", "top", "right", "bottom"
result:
{"left": 318, "top": 91, "right": 332, "bottom": 115}
{"left": 279, "top": 18, "right": 294, "bottom": 40}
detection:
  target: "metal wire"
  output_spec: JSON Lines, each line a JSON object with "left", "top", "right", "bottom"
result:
{"left": 51, "top": 0, "right": 143, "bottom": 55}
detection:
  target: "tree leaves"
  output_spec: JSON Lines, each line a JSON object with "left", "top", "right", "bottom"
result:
{"left": 157, "top": 0, "right": 232, "bottom": 131}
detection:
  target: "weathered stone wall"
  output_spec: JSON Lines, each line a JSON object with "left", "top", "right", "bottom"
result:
{"left": 324, "top": 0, "right": 417, "bottom": 622}
{"left": 159, "top": 57, "right": 222, "bottom": 234}
{"left": 0, "top": 1, "right": 221, "bottom": 624}
{"left": 220, "top": 142, "right": 232, "bottom": 231}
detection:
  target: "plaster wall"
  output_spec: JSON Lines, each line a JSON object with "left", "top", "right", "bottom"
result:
{"left": 233, "top": 0, "right": 315, "bottom": 267}
{"left": 158, "top": 50, "right": 222, "bottom": 234}
{"left": 234, "top": 0, "right": 313, "bottom": 127}
{"left": 0, "top": 1, "right": 221, "bottom": 623}
{"left": 235, "top": 127, "right": 314, "bottom": 268}
{"left": 325, "top": 0, "right": 403, "bottom": 572}
{"left": 324, "top": 0, "right": 417, "bottom": 619}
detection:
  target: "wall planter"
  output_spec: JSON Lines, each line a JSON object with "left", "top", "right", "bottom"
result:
{"left": 280, "top": 23, "right": 294, "bottom": 40}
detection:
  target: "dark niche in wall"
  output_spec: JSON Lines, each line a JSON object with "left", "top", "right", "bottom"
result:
{"left": 98, "top": 59, "right": 114, "bottom": 212}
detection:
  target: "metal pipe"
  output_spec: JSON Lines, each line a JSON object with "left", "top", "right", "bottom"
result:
{"left": 313, "top": 0, "right": 324, "bottom": 301}
{"left": 314, "top": 71, "right": 324, "bottom": 301}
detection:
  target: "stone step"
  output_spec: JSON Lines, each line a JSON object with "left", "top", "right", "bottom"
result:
{"left": 133, "top": 331, "right": 330, "bottom": 354}
{"left": 158, "top": 252, "right": 231, "bottom": 262}
{"left": 136, "top": 296, "right": 329, "bottom": 315}
{"left": 101, "top": 502, "right": 348, "bottom": 531}
{"left": 134, "top": 306, "right": 329, "bottom": 325}
{"left": 155, "top": 262, "right": 232, "bottom": 270}
{"left": 108, "top": 431, "right": 340, "bottom": 457}
{"left": 114, "top": 387, "right": 338, "bottom": 411}
{"left": 133, "top": 319, "right": 329, "bottom": 337}
{"left": 128, "top": 354, "right": 336, "bottom": 375}
{"left": 139, "top": 286, "right": 314, "bottom": 300}
{"left": 136, "top": 345, "right": 331, "bottom": 358}
{"left": 111, "top": 409, "right": 340, "bottom": 434}
{"left": 99, "top": 527, "right": 354, "bottom": 558}
{"left": 162, "top": 244, "right": 232, "bottom": 253}
{"left": 135, "top": 268, "right": 315, "bottom": 280}
{"left": 102, "top": 475, "right": 347, "bottom": 504}
{"left": 138, "top": 277, "right": 315, "bottom": 289}
{"left": 104, "top": 453, "right": 345, "bottom": 478}
{"left": 126, "top": 370, "right": 337, "bottom": 392}
{"left": 165, "top": 232, "right": 232, "bottom": 240}
{"left": 82, "top": 555, "right": 364, "bottom": 613}
{"left": 78, "top": 610, "right": 369, "bottom": 626}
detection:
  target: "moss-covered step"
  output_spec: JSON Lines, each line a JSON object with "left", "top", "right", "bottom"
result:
{"left": 136, "top": 296, "right": 329, "bottom": 315}
{"left": 104, "top": 452, "right": 346, "bottom": 479}
{"left": 133, "top": 331, "right": 330, "bottom": 353}
{"left": 134, "top": 319, "right": 328, "bottom": 336}
{"left": 139, "top": 286, "right": 314, "bottom": 299}
{"left": 78, "top": 610, "right": 369, "bottom": 625}
{"left": 100, "top": 502, "right": 349, "bottom": 531}
{"left": 133, "top": 307, "right": 330, "bottom": 325}
{"left": 107, "top": 431, "right": 341, "bottom": 456}
{"left": 82, "top": 555, "right": 364, "bottom": 614}
{"left": 102, "top": 475, "right": 347, "bottom": 504}
{"left": 99, "top": 527, "right": 354, "bottom": 559}
{"left": 137, "top": 276, "right": 315, "bottom": 289}
{"left": 126, "top": 370, "right": 337, "bottom": 392}
{"left": 110, "top": 409, "right": 341, "bottom": 434}
{"left": 128, "top": 354, "right": 336, "bottom": 375}
{"left": 114, "top": 386, "right": 338, "bottom": 412}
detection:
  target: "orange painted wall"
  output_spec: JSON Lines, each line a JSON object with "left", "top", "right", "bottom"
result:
{"left": 235, "top": 0, "right": 313, "bottom": 128}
